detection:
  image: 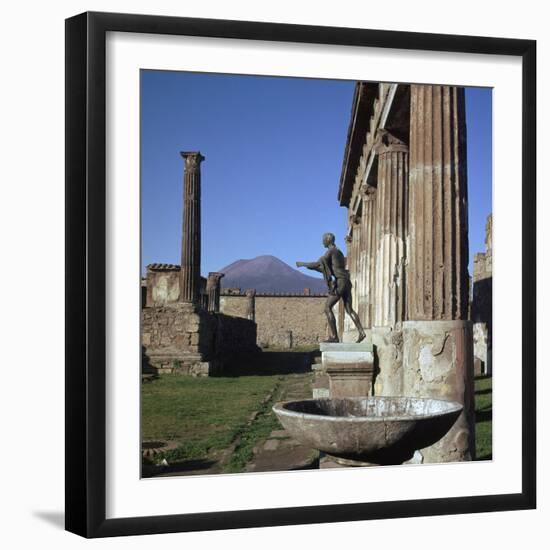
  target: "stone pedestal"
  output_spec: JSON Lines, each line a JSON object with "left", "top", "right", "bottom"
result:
{"left": 321, "top": 342, "right": 375, "bottom": 398}
{"left": 402, "top": 320, "right": 475, "bottom": 462}
{"left": 319, "top": 454, "right": 374, "bottom": 469}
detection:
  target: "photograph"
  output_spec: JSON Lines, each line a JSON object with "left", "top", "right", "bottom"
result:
{"left": 139, "top": 72, "right": 493, "bottom": 477}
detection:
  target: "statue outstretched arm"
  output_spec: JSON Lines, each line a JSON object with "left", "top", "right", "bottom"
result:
{"left": 296, "top": 260, "right": 323, "bottom": 273}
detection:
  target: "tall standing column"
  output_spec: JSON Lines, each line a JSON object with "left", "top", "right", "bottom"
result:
{"left": 360, "top": 184, "right": 377, "bottom": 329}
{"left": 350, "top": 214, "right": 361, "bottom": 316}
{"left": 179, "top": 151, "right": 205, "bottom": 305}
{"left": 407, "top": 86, "right": 469, "bottom": 320}
{"left": 403, "top": 85, "right": 474, "bottom": 463}
{"left": 373, "top": 130, "right": 409, "bottom": 328}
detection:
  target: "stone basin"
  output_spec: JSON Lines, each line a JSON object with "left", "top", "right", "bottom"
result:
{"left": 272, "top": 397, "right": 463, "bottom": 465}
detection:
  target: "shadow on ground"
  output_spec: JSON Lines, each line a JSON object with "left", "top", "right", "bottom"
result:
{"left": 475, "top": 409, "right": 492, "bottom": 423}
{"left": 142, "top": 458, "right": 219, "bottom": 478}
{"left": 32, "top": 511, "right": 65, "bottom": 530}
{"left": 217, "top": 349, "right": 320, "bottom": 377}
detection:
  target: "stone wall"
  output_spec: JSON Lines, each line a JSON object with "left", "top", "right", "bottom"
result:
{"left": 220, "top": 293, "right": 328, "bottom": 348}
{"left": 141, "top": 303, "right": 258, "bottom": 375}
{"left": 215, "top": 314, "right": 259, "bottom": 356}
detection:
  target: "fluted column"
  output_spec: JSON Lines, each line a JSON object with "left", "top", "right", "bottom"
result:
{"left": 350, "top": 214, "right": 361, "bottom": 312}
{"left": 360, "top": 184, "right": 377, "bottom": 328}
{"left": 206, "top": 272, "right": 224, "bottom": 313}
{"left": 373, "top": 131, "right": 409, "bottom": 327}
{"left": 408, "top": 85, "right": 469, "bottom": 321}
{"left": 180, "top": 151, "right": 205, "bottom": 304}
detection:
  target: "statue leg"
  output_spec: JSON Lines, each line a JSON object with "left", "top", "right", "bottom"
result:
{"left": 324, "top": 294, "right": 340, "bottom": 342}
{"left": 343, "top": 284, "right": 366, "bottom": 343}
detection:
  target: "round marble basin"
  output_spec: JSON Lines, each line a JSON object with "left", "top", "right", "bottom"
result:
{"left": 272, "top": 397, "right": 463, "bottom": 465}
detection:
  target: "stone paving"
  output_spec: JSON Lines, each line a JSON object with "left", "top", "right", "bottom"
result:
{"left": 245, "top": 374, "right": 319, "bottom": 473}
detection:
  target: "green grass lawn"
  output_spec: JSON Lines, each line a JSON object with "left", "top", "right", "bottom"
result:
{"left": 474, "top": 375, "right": 492, "bottom": 460}
{"left": 141, "top": 373, "right": 284, "bottom": 465}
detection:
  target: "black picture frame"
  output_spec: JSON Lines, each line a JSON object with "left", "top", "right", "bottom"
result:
{"left": 65, "top": 11, "right": 536, "bottom": 538}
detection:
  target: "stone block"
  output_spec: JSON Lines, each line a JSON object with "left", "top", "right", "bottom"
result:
{"left": 474, "top": 357, "right": 484, "bottom": 376}
{"left": 372, "top": 327, "right": 404, "bottom": 397}
{"left": 189, "top": 362, "right": 211, "bottom": 377}
{"left": 326, "top": 364, "right": 375, "bottom": 398}
{"left": 263, "top": 439, "right": 280, "bottom": 451}
{"left": 320, "top": 342, "right": 373, "bottom": 353}
{"left": 312, "top": 387, "right": 330, "bottom": 399}
{"left": 320, "top": 342, "right": 375, "bottom": 398}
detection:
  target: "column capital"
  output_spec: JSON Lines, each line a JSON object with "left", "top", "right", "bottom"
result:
{"left": 360, "top": 183, "right": 377, "bottom": 200}
{"left": 374, "top": 129, "right": 408, "bottom": 155}
{"left": 180, "top": 151, "right": 205, "bottom": 170}
{"left": 350, "top": 213, "right": 361, "bottom": 226}
{"left": 206, "top": 272, "right": 224, "bottom": 289}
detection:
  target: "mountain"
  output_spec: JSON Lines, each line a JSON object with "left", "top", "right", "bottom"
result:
{"left": 219, "top": 255, "right": 327, "bottom": 294}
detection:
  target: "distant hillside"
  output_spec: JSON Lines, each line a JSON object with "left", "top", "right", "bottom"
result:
{"left": 219, "top": 255, "right": 327, "bottom": 294}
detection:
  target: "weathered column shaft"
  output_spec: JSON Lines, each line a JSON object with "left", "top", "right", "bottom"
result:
{"left": 245, "top": 289, "right": 256, "bottom": 322}
{"left": 206, "top": 272, "right": 224, "bottom": 313}
{"left": 361, "top": 185, "right": 377, "bottom": 328}
{"left": 408, "top": 85, "right": 469, "bottom": 320}
{"left": 351, "top": 216, "right": 361, "bottom": 315}
{"left": 180, "top": 152, "right": 205, "bottom": 304}
{"left": 373, "top": 133, "right": 409, "bottom": 327}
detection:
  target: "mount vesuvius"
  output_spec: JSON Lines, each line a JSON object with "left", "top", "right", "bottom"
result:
{"left": 219, "top": 255, "right": 327, "bottom": 294}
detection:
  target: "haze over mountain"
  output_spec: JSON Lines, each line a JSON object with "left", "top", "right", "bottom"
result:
{"left": 219, "top": 255, "right": 327, "bottom": 294}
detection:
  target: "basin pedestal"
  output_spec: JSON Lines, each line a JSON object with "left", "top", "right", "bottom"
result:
{"left": 320, "top": 342, "right": 375, "bottom": 398}
{"left": 320, "top": 455, "right": 375, "bottom": 468}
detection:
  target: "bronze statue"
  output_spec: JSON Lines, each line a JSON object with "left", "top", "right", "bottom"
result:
{"left": 296, "top": 233, "right": 366, "bottom": 343}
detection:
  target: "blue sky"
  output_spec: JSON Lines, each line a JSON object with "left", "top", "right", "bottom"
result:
{"left": 141, "top": 72, "right": 492, "bottom": 278}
